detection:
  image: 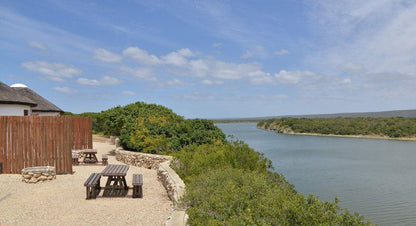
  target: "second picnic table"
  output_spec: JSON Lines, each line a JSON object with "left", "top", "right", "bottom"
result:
{"left": 83, "top": 149, "right": 98, "bottom": 164}
{"left": 101, "top": 164, "right": 129, "bottom": 197}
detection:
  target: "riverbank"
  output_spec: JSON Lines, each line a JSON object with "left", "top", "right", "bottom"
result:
{"left": 258, "top": 127, "right": 416, "bottom": 141}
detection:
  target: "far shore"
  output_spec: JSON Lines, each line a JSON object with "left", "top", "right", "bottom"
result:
{"left": 258, "top": 128, "right": 416, "bottom": 141}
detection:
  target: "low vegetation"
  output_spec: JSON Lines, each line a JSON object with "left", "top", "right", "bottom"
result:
{"left": 258, "top": 117, "right": 416, "bottom": 138}
{"left": 71, "top": 102, "right": 371, "bottom": 225}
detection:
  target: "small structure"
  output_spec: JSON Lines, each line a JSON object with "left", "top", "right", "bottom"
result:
{"left": 11, "top": 83, "right": 63, "bottom": 116}
{"left": 0, "top": 81, "right": 37, "bottom": 116}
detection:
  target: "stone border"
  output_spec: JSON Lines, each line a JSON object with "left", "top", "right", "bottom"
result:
{"left": 114, "top": 148, "right": 187, "bottom": 226}
{"left": 21, "top": 166, "right": 56, "bottom": 183}
{"left": 115, "top": 148, "right": 172, "bottom": 169}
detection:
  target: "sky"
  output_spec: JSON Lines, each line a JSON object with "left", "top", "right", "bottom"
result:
{"left": 1, "top": 0, "right": 416, "bottom": 119}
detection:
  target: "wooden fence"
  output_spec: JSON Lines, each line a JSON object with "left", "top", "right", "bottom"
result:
{"left": 71, "top": 117, "right": 93, "bottom": 150}
{"left": 0, "top": 116, "right": 92, "bottom": 174}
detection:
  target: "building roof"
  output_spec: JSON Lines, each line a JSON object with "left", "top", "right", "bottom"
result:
{"left": 0, "top": 82, "right": 37, "bottom": 106}
{"left": 12, "top": 86, "right": 64, "bottom": 113}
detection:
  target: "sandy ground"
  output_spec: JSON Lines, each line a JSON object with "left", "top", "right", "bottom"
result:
{"left": 0, "top": 136, "right": 172, "bottom": 225}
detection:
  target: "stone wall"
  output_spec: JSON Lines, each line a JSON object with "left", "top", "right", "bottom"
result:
{"left": 22, "top": 166, "right": 56, "bottom": 183}
{"left": 114, "top": 148, "right": 187, "bottom": 226}
{"left": 115, "top": 148, "right": 172, "bottom": 169}
{"left": 157, "top": 161, "right": 185, "bottom": 203}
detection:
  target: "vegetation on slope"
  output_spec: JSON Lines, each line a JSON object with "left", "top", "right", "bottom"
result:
{"left": 73, "top": 102, "right": 371, "bottom": 225}
{"left": 173, "top": 142, "right": 370, "bottom": 225}
{"left": 258, "top": 117, "right": 416, "bottom": 138}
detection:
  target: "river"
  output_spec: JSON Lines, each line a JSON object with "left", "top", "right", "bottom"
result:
{"left": 216, "top": 122, "right": 416, "bottom": 225}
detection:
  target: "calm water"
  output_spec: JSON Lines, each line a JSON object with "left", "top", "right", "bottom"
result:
{"left": 216, "top": 123, "right": 416, "bottom": 225}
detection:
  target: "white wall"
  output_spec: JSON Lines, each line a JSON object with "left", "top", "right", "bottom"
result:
{"left": 0, "top": 104, "right": 31, "bottom": 116}
{"left": 34, "top": 111, "right": 61, "bottom": 116}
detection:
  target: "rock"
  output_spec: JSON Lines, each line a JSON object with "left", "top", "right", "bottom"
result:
{"left": 110, "top": 136, "right": 116, "bottom": 145}
{"left": 29, "top": 177, "right": 38, "bottom": 183}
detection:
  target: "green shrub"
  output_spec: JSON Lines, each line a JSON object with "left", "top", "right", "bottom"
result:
{"left": 183, "top": 167, "right": 370, "bottom": 225}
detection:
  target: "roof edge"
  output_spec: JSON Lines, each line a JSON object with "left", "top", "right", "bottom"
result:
{"left": 0, "top": 100, "right": 38, "bottom": 107}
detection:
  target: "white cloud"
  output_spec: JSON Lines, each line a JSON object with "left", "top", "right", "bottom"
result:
{"left": 274, "top": 49, "right": 289, "bottom": 55}
{"left": 161, "top": 48, "right": 193, "bottom": 66}
{"left": 93, "top": 48, "right": 122, "bottom": 63}
{"left": 258, "top": 94, "right": 288, "bottom": 100}
{"left": 212, "top": 42, "right": 223, "bottom": 48}
{"left": 120, "top": 66, "right": 157, "bottom": 81}
{"left": 300, "top": 0, "right": 416, "bottom": 102}
{"left": 122, "top": 47, "right": 161, "bottom": 65}
{"left": 307, "top": 1, "right": 416, "bottom": 75}
{"left": 77, "top": 76, "right": 120, "bottom": 86}
{"left": 122, "top": 90, "right": 137, "bottom": 95}
{"left": 188, "top": 59, "right": 210, "bottom": 77}
{"left": 22, "top": 61, "right": 82, "bottom": 82}
{"left": 274, "top": 70, "right": 318, "bottom": 84}
{"left": 29, "top": 41, "right": 46, "bottom": 50}
{"left": 177, "top": 48, "right": 194, "bottom": 57}
{"left": 240, "top": 51, "right": 253, "bottom": 59}
{"left": 53, "top": 86, "right": 78, "bottom": 94}
{"left": 101, "top": 76, "right": 121, "bottom": 85}
{"left": 341, "top": 62, "right": 366, "bottom": 73}
{"left": 201, "top": 79, "right": 224, "bottom": 85}
{"left": 111, "top": 46, "right": 329, "bottom": 87}
{"left": 77, "top": 78, "right": 100, "bottom": 86}
{"left": 2, "top": 9, "right": 94, "bottom": 59}
{"left": 173, "top": 93, "right": 215, "bottom": 101}
{"left": 164, "top": 79, "right": 188, "bottom": 86}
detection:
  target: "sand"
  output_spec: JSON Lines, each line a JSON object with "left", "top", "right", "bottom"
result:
{"left": 0, "top": 136, "right": 172, "bottom": 225}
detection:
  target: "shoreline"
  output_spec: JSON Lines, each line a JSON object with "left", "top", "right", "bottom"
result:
{"left": 258, "top": 127, "right": 416, "bottom": 141}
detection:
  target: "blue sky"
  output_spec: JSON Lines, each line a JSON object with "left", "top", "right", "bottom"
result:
{"left": 1, "top": 0, "right": 416, "bottom": 118}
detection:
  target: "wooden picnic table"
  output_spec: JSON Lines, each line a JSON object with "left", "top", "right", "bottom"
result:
{"left": 101, "top": 164, "right": 129, "bottom": 197}
{"left": 83, "top": 149, "right": 98, "bottom": 164}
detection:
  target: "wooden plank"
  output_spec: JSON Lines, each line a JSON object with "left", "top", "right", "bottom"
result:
{"left": 0, "top": 117, "right": 6, "bottom": 173}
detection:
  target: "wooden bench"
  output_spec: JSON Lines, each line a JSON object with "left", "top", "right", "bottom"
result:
{"left": 84, "top": 173, "right": 101, "bottom": 199}
{"left": 132, "top": 174, "right": 143, "bottom": 198}
{"left": 102, "top": 154, "right": 108, "bottom": 166}
{"left": 72, "top": 153, "right": 79, "bottom": 165}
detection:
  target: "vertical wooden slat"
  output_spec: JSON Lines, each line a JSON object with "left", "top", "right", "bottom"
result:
{"left": 0, "top": 116, "right": 90, "bottom": 174}
{"left": 0, "top": 116, "right": 6, "bottom": 173}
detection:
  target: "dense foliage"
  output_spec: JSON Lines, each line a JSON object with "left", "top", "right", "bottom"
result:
{"left": 173, "top": 142, "right": 370, "bottom": 225}
{"left": 258, "top": 117, "right": 416, "bottom": 138}
{"left": 79, "top": 102, "right": 225, "bottom": 154}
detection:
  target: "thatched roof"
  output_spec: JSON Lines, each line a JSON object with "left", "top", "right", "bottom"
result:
{"left": 0, "top": 82, "right": 37, "bottom": 106}
{"left": 12, "top": 87, "right": 63, "bottom": 113}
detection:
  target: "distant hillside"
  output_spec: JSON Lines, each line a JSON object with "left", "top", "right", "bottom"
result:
{"left": 281, "top": 109, "right": 416, "bottom": 118}
{"left": 214, "top": 109, "right": 416, "bottom": 122}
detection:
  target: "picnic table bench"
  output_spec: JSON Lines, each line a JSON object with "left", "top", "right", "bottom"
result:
{"left": 102, "top": 154, "right": 108, "bottom": 166}
{"left": 132, "top": 174, "right": 143, "bottom": 198}
{"left": 72, "top": 153, "right": 79, "bottom": 165}
{"left": 84, "top": 173, "right": 101, "bottom": 199}
{"left": 101, "top": 164, "right": 129, "bottom": 197}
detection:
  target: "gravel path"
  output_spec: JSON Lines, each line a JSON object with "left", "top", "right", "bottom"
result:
{"left": 0, "top": 137, "right": 172, "bottom": 225}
